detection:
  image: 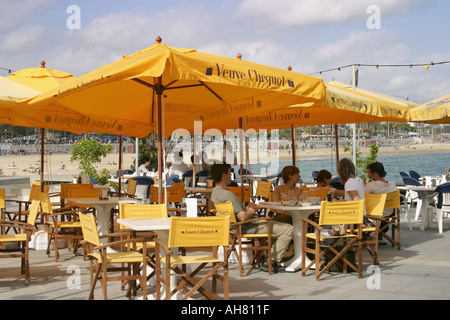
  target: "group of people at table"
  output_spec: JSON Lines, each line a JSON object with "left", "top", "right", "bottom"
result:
{"left": 209, "top": 158, "right": 397, "bottom": 274}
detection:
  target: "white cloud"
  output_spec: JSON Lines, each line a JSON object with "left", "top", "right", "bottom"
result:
{"left": 0, "top": 0, "right": 57, "bottom": 32}
{"left": 233, "top": 0, "right": 434, "bottom": 27}
{"left": 1, "top": 24, "right": 46, "bottom": 52}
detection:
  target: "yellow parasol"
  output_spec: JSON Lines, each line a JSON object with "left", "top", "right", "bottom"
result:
{"left": 7, "top": 61, "right": 75, "bottom": 92}
{"left": 205, "top": 80, "right": 416, "bottom": 131}
{"left": 14, "top": 39, "right": 325, "bottom": 138}
{"left": 3, "top": 61, "right": 77, "bottom": 188}
{"left": 15, "top": 38, "right": 326, "bottom": 202}
{"left": 0, "top": 76, "right": 41, "bottom": 123}
{"left": 409, "top": 94, "right": 450, "bottom": 124}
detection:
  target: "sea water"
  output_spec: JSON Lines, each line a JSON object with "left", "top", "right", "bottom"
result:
{"left": 233, "top": 152, "right": 450, "bottom": 184}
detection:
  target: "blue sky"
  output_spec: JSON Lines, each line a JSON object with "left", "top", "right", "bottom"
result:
{"left": 0, "top": 0, "right": 449, "bottom": 103}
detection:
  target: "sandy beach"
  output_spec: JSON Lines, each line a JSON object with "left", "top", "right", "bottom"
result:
{"left": 0, "top": 142, "right": 447, "bottom": 178}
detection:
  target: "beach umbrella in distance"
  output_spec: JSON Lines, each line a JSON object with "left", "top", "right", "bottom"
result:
{"left": 15, "top": 36, "right": 326, "bottom": 203}
{"left": 6, "top": 61, "right": 76, "bottom": 92}
{"left": 5, "top": 61, "right": 78, "bottom": 187}
{"left": 409, "top": 94, "right": 450, "bottom": 124}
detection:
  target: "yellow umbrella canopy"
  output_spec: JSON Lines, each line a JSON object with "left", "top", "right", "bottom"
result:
{"left": 14, "top": 40, "right": 326, "bottom": 138}
{"left": 205, "top": 80, "right": 415, "bottom": 131}
{"left": 0, "top": 76, "right": 41, "bottom": 123}
{"left": 409, "top": 94, "right": 450, "bottom": 124}
{"left": 0, "top": 76, "right": 41, "bottom": 104}
{"left": 3, "top": 62, "right": 77, "bottom": 128}
{"left": 7, "top": 62, "right": 76, "bottom": 92}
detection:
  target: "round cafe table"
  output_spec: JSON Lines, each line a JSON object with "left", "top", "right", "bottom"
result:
{"left": 257, "top": 202, "right": 321, "bottom": 272}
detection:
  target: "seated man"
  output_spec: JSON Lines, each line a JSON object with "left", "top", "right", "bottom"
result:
{"left": 364, "top": 162, "right": 398, "bottom": 239}
{"left": 210, "top": 163, "right": 294, "bottom": 273}
{"left": 364, "top": 161, "right": 397, "bottom": 217}
{"left": 136, "top": 157, "right": 151, "bottom": 175}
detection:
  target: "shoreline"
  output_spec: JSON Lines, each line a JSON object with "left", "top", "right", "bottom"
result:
{"left": 0, "top": 142, "right": 448, "bottom": 178}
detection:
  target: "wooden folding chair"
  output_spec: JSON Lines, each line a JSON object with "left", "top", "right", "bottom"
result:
{"left": 0, "top": 199, "right": 40, "bottom": 285}
{"left": 251, "top": 180, "right": 273, "bottom": 217}
{"left": 155, "top": 216, "right": 230, "bottom": 300}
{"left": 362, "top": 193, "right": 387, "bottom": 265}
{"left": 42, "top": 192, "right": 85, "bottom": 262}
{"left": 380, "top": 189, "right": 401, "bottom": 250}
{"left": 4, "top": 183, "right": 49, "bottom": 229}
{"left": 300, "top": 199, "right": 365, "bottom": 280}
{"left": 214, "top": 201, "right": 274, "bottom": 276}
{"left": 79, "top": 213, "right": 150, "bottom": 300}
{"left": 60, "top": 183, "right": 94, "bottom": 208}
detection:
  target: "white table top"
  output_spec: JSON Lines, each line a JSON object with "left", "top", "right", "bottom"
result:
{"left": 117, "top": 218, "right": 171, "bottom": 231}
{"left": 68, "top": 196, "right": 137, "bottom": 205}
{"left": 257, "top": 201, "right": 321, "bottom": 211}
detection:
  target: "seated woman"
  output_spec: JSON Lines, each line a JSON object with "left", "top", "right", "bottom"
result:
{"left": 336, "top": 158, "right": 364, "bottom": 201}
{"left": 273, "top": 166, "right": 303, "bottom": 202}
{"left": 309, "top": 169, "right": 337, "bottom": 197}
{"left": 272, "top": 166, "right": 304, "bottom": 224}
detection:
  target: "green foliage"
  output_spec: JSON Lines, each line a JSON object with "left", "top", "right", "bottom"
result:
{"left": 70, "top": 138, "right": 114, "bottom": 185}
{"left": 344, "top": 143, "right": 379, "bottom": 182}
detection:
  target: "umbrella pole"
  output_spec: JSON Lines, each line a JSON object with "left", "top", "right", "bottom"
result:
{"left": 238, "top": 117, "right": 244, "bottom": 203}
{"left": 156, "top": 76, "right": 164, "bottom": 204}
{"left": 119, "top": 135, "right": 123, "bottom": 192}
{"left": 291, "top": 124, "right": 296, "bottom": 166}
{"left": 334, "top": 124, "right": 339, "bottom": 172}
{"left": 40, "top": 128, "right": 45, "bottom": 192}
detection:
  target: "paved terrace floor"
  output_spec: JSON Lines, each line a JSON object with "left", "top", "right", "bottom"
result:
{"left": 1, "top": 217, "right": 450, "bottom": 303}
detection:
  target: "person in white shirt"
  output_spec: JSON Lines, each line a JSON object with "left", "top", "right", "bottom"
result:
{"left": 136, "top": 157, "right": 151, "bottom": 175}
{"left": 336, "top": 158, "right": 365, "bottom": 202}
{"left": 364, "top": 162, "right": 397, "bottom": 217}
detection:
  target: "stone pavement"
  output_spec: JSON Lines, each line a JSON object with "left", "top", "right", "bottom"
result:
{"left": 1, "top": 217, "right": 450, "bottom": 302}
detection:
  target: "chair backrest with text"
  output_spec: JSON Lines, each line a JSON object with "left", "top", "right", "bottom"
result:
{"left": 319, "top": 199, "right": 364, "bottom": 226}
{"left": 168, "top": 216, "right": 230, "bottom": 249}
{"left": 166, "top": 182, "right": 186, "bottom": 203}
{"left": 214, "top": 201, "right": 237, "bottom": 223}
{"left": 79, "top": 213, "right": 101, "bottom": 247}
{"left": 384, "top": 189, "right": 401, "bottom": 210}
{"left": 364, "top": 193, "right": 387, "bottom": 217}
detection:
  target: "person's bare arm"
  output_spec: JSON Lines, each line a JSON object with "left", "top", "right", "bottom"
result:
{"left": 235, "top": 203, "right": 257, "bottom": 222}
{"left": 347, "top": 190, "right": 361, "bottom": 200}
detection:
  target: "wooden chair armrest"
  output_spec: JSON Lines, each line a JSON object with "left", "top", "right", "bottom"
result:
{"left": 233, "top": 216, "right": 273, "bottom": 226}
{"left": 299, "top": 217, "right": 322, "bottom": 230}
{"left": 93, "top": 237, "right": 148, "bottom": 251}
{"left": 364, "top": 215, "right": 383, "bottom": 220}
{"left": 0, "top": 219, "right": 35, "bottom": 232}
{"left": 154, "top": 238, "right": 172, "bottom": 255}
